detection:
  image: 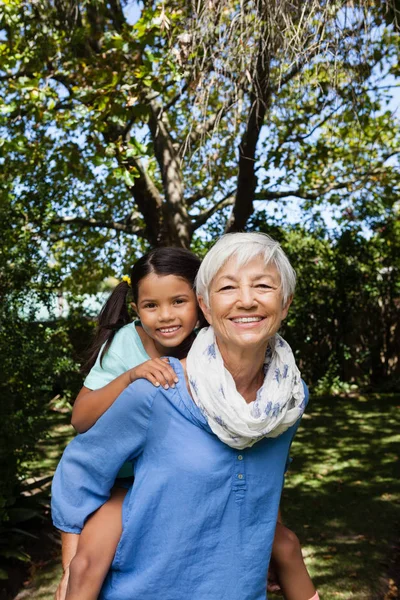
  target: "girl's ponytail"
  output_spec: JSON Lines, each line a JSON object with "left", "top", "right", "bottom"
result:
{"left": 83, "top": 280, "right": 131, "bottom": 373}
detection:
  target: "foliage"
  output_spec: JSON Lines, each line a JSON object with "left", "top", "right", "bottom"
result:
{"left": 0, "top": 0, "right": 399, "bottom": 589}
{"left": 0, "top": 303, "right": 81, "bottom": 527}
{"left": 0, "top": 0, "right": 399, "bottom": 282}
{"left": 236, "top": 209, "right": 400, "bottom": 392}
{"left": 0, "top": 408, "right": 73, "bottom": 589}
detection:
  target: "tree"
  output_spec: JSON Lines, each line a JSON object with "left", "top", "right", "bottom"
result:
{"left": 0, "top": 0, "right": 399, "bottom": 287}
{"left": 284, "top": 219, "right": 400, "bottom": 390}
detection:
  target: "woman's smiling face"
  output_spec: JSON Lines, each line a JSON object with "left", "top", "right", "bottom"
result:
{"left": 199, "top": 255, "right": 291, "bottom": 352}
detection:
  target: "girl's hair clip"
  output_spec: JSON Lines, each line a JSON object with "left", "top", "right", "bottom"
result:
{"left": 122, "top": 275, "right": 131, "bottom": 286}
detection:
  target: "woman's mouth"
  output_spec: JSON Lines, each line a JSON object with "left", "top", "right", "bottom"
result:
{"left": 231, "top": 316, "right": 263, "bottom": 323}
{"left": 230, "top": 316, "right": 265, "bottom": 328}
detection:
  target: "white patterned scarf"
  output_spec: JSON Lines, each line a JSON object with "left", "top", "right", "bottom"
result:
{"left": 186, "top": 326, "right": 306, "bottom": 449}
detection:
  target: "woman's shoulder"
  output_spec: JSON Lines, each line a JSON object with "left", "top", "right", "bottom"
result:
{"left": 116, "top": 376, "right": 161, "bottom": 420}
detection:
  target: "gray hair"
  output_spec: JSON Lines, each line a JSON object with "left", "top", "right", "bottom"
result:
{"left": 196, "top": 232, "right": 296, "bottom": 306}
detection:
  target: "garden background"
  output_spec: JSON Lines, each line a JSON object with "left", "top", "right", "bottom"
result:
{"left": 0, "top": 1, "right": 399, "bottom": 598}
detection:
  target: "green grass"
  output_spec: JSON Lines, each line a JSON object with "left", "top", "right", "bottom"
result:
{"left": 9, "top": 410, "right": 74, "bottom": 600}
{"left": 14, "top": 394, "right": 400, "bottom": 599}
{"left": 280, "top": 393, "right": 400, "bottom": 599}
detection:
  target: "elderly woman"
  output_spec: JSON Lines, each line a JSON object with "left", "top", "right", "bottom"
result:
{"left": 51, "top": 232, "right": 316, "bottom": 600}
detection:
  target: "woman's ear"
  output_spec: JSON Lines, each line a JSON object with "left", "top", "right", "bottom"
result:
{"left": 197, "top": 296, "right": 212, "bottom": 325}
{"left": 281, "top": 296, "right": 293, "bottom": 320}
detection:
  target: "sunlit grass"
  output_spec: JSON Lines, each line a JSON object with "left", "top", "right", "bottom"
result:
{"left": 279, "top": 393, "right": 400, "bottom": 600}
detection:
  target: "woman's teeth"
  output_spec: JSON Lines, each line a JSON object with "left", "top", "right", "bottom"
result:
{"left": 231, "top": 317, "right": 262, "bottom": 323}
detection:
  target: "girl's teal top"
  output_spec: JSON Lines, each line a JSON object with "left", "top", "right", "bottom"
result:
{"left": 84, "top": 322, "right": 150, "bottom": 478}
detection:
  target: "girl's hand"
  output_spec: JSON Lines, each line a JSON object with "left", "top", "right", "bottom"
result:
{"left": 267, "top": 561, "right": 281, "bottom": 593}
{"left": 129, "top": 358, "right": 179, "bottom": 389}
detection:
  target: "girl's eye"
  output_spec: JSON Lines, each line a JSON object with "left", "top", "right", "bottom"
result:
{"left": 144, "top": 303, "right": 156, "bottom": 309}
{"left": 174, "top": 298, "right": 186, "bottom": 305}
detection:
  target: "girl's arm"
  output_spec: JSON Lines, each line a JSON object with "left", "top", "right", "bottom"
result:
{"left": 52, "top": 379, "right": 157, "bottom": 534}
{"left": 72, "top": 359, "right": 178, "bottom": 433}
{"left": 54, "top": 533, "right": 80, "bottom": 600}
{"left": 61, "top": 532, "right": 80, "bottom": 571}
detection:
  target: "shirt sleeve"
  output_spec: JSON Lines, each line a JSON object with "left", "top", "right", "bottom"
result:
{"left": 284, "top": 380, "right": 309, "bottom": 473}
{"left": 83, "top": 346, "right": 129, "bottom": 390}
{"left": 51, "top": 379, "right": 158, "bottom": 533}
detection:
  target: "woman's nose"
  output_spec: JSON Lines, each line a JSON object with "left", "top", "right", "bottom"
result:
{"left": 236, "top": 286, "right": 257, "bottom": 308}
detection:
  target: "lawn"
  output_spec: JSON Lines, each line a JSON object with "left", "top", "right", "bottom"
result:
{"left": 11, "top": 393, "right": 400, "bottom": 600}
{"left": 281, "top": 393, "right": 400, "bottom": 599}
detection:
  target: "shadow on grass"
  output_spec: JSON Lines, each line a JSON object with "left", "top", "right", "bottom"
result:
{"left": 281, "top": 393, "right": 400, "bottom": 600}
{"left": 23, "top": 411, "right": 74, "bottom": 481}
{"left": 1, "top": 410, "right": 74, "bottom": 600}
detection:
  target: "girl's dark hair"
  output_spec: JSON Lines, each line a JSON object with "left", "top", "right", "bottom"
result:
{"left": 83, "top": 247, "right": 204, "bottom": 373}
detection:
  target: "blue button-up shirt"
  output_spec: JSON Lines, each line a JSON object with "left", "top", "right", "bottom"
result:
{"left": 52, "top": 358, "right": 307, "bottom": 600}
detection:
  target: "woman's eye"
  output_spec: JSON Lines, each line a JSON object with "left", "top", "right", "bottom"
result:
{"left": 219, "top": 285, "right": 235, "bottom": 291}
{"left": 256, "top": 284, "right": 272, "bottom": 289}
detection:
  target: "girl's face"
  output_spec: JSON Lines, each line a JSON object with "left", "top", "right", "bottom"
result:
{"left": 133, "top": 273, "right": 199, "bottom": 352}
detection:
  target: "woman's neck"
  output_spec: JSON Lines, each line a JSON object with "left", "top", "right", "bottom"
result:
{"left": 216, "top": 340, "right": 267, "bottom": 404}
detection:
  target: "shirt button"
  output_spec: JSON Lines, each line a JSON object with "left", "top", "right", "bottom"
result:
{"left": 238, "top": 474, "right": 244, "bottom": 480}
{"left": 237, "top": 455, "right": 243, "bottom": 461}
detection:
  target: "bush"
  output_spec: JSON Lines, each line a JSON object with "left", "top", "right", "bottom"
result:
{"left": 0, "top": 306, "right": 81, "bottom": 526}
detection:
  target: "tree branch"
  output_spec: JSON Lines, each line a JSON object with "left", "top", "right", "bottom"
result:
{"left": 225, "top": 14, "right": 332, "bottom": 233}
{"left": 50, "top": 215, "right": 144, "bottom": 235}
{"left": 121, "top": 157, "right": 163, "bottom": 246}
{"left": 255, "top": 152, "right": 400, "bottom": 202}
{"left": 280, "top": 102, "right": 344, "bottom": 146}
{"left": 0, "top": 70, "right": 36, "bottom": 81}
{"left": 225, "top": 28, "right": 272, "bottom": 232}
{"left": 164, "top": 83, "right": 189, "bottom": 112}
{"left": 107, "top": 0, "right": 126, "bottom": 32}
{"left": 147, "top": 99, "right": 192, "bottom": 246}
{"left": 186, "top": 183, "right": 218, "bottom": 206}
{"left": 190, "top": 195, "right": 234, "bottom": 232}
{"left": 180, "top": 97, "right": 237, "bottom": 152}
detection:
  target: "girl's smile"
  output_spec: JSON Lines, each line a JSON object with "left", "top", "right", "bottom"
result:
{"left": 133, "top": 273, "right": 199, "bottom": 355}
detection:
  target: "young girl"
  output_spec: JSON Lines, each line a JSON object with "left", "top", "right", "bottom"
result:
{"left": 55, "top": 247, "right": 317, "bottom": 600}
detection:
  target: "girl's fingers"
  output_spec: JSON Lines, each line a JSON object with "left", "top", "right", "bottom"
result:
{"left": 152, "top": 367, "right": 175, "bottom": 389}
{"left": 159, "top": 366, "right": 179, "bottom": 386}
{"left": 143, "top": 372, "right": 162, "bottom": 387}
{"left": 141, "top": 366, "right": 172, "bottom": 388}
{"left": 151, "top": 360, "right": 179, "bottom": 386}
